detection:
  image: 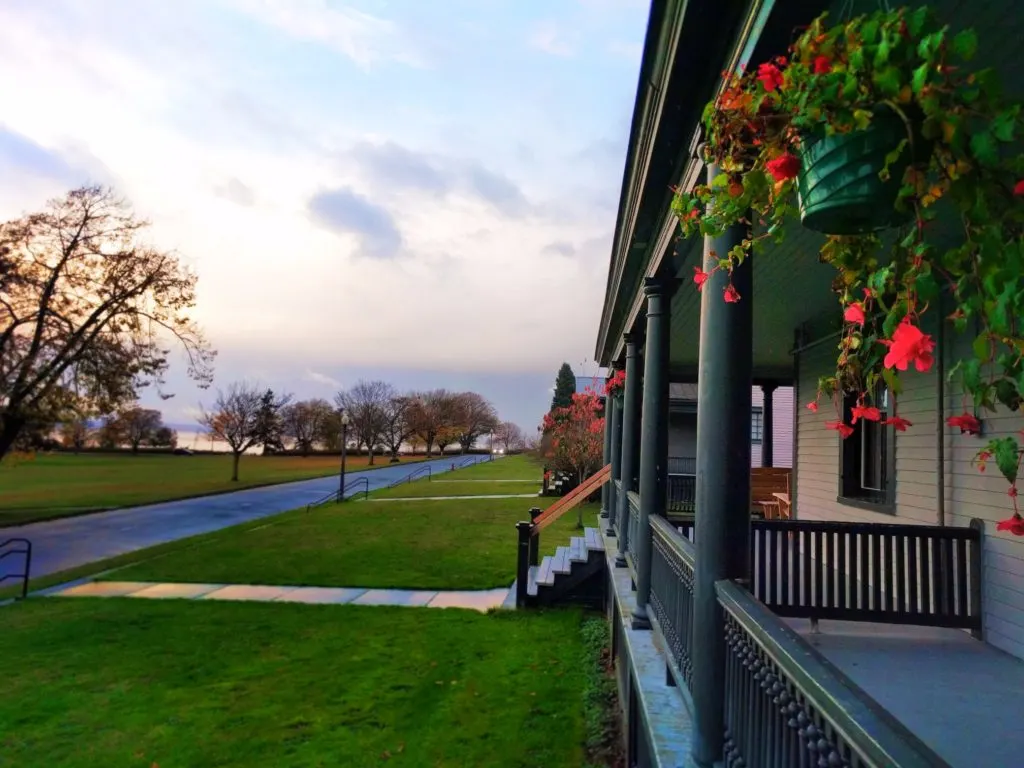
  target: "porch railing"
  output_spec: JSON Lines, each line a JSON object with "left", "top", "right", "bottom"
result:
{"left": 717, "top": 580, "right": 951, "bottom": 768}
{"left": 751, "top": 519, "right": 983, "bottom": 633}
{"left": 668, "top": 456, "right": 696, "bottom": 475}
{"left": 649, "top": 515, "right": 695, "bottom": 689}
{"left": 626, "top": 491, "right": 641, "bottom": 571}
{"left": 667, "top": 474, "right": 696, "bottom": 513}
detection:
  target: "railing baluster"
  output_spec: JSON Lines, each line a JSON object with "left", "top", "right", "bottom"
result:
{"left": 856, "top": 531, "right": 867, "bottom": 611}
{"left": 837, "top": 526, "right": 847, "bottom": 612}
{"left": 780, "top": 523, "right": 791, "bottom": 612}
{"left": 895, "top": 530, "right": 906, "bottom": 614}
{"left": 942, "top": 536, "right": 955, "bottom": 618}
{"left": 956, "top": 536, "right": 968, "bottom": 620}
{"left": 870, "top": 531, "right": 881, "bottom": 612}
{"left": 802, "top": 528, "right": 812, "bottom": 612}
{"left": 920, "top": 533, "right": 932, "bottom": 615}
{"left": 907, "top": 535, "right": 919, "bottom": 615}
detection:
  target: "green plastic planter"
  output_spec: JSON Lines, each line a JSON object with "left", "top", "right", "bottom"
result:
{"left": 797, "top": 108, "right": 923, "bottom": 235}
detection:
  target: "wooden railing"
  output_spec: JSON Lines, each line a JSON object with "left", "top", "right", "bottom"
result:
{"left": 717, "top": 581, "right": 951, "bottom": 768}
{"left": 751, "top": 519, "right": 983, "bottom": 633}
{"left": 649, "top": 516, "right": 695, "bottom": 690}
{"left": 533, "top": 464, "right": 610, "bottom": 532}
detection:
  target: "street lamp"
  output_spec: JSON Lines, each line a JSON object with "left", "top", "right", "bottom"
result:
{"left": 338, "top": 410, "right": 351, "bottom": 502}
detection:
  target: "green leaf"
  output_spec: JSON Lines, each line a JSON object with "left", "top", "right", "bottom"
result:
{"left": 881, "top": 367, "right": 902, "bottom": 396}
{"left": 874, "top": 38, "right": 891, "bottom": 68}
{"left": 963, "top": 358, "right": 982, "bottom": 391}
{"left": 970, "top": 132, "right": 998, "bottom": 166}
{"left": 912, "top": 63, "right": 930, "bottom": 95}
{"left": 874, "top": 65, "right": 901, "bottom": 98}
{"left": 994, "top": 437, "right": 1021, "bottom": 484}
{"left": 883, "top": 303, "right": 906, "bottom": 339}
{"left": 992, "top": 106, "right": 1020, "bottom": 142}
{"left": 861, "top": 18, "right": 880, "bottom": 44}
{"left": 915, "top": 270, "right": 939, "bottom": 304}
{"left": 996, "top": 380, "right": 1022, "bottom": 411}
{"left": 973, "top": 333, "right": 992, "bottom": 363}
{"left": 952, "top": 29, "right": 978, "bottom": 60}
{"left": 906, "top": 7, "right": 930, "bottom": 38}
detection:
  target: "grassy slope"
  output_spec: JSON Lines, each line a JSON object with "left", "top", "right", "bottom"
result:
{"left": 441, "top": 454, "right": 542, "bottom": 481}
{"left": 107, "top": 494, "right": 593, "bottom": 590}
{"left": 371, "top": 479, "right": 540, "bottom": 499}
{"left": 0, "top": 599, "right": 588, "bottom": 768}
{"left": 0, "top": 453, "right": 424, "bottom": 525}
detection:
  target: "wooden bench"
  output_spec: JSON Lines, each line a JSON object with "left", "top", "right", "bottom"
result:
{"left": 751, "top": 467, "right": 791, "bottom": 517}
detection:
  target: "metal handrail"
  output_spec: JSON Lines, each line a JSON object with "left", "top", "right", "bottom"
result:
{"left": 304, "top": 477, "right": 370, "bottom": 512}
{"left": 457, "top": 456, "right": 478, "bottom": 468}
{"left": 0, "top": 538, "right": 32, "bottom": 599}
{"left": 388, "top": 464, "right": 432, "bottom": 488}
{"left": 716, "top": 580, "right": 951, "bottom": 767}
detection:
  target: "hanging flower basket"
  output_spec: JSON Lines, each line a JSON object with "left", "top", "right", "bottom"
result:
{"left": 670, "top": 6, "right": 1024, "bottom": 530}
{"left": 797, "top": 107, "right": 927, "bottom": 234}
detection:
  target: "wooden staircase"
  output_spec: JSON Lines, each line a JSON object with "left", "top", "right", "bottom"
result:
{"left": 524, "top": 526, "right": 605, "bottom": 607}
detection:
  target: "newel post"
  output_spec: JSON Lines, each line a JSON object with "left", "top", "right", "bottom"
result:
{"left": 515, "top": 520, "right": 533, "bottom": 608}
{"left": 616, "top": 333, "right": 642, "bottom": 566}
{"left": 691, "top": 161, "right": 754, "bottom": 767}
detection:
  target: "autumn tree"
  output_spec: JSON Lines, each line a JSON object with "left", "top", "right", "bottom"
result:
{"left": 494, "top": 421, "right": 526, "bottom": 453}
{"left": 381, "top": 394, "right": 413, "bottom": 462}
{"left": 60, "top": 417, "right": 92, "bottom": 451}
{"left": 200, "top": 382, "right": 263, "bottom": 481}
{"left": 335, "top": 380, "right": 391, "bottom": 465}
{"left": 550, "top": 362, "right": 576, "bottom": 412}
{"left": 407, "top": 389, "right": 458, "bottom": 457}
{"left": 151, "top": 426, "right": 177, "bottom": 448}
{"left": 0, "top": 186, "right": 214, "bottom": 461}
{"left": 115, "top": 406, "right": 164, "bottom": 453}
{"left": 453, "top": 392, "right": 499, "bottom": 454}
{"left": 543, "top": 391, "right": 605, "bottom": 527}
{"left": 96, "top": 414, "right": 127, "bottom": 449}
{"left": 435, "top": 424, "right": 461, "bottom": 455}
{"left": 282, "top": 398, "right": 333, "bottom": 456}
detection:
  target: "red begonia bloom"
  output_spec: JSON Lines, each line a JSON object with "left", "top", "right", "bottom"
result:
{"left": 844, "top": 302, "right": 866, "bottom": 326}
{"left": 766, "top": 153, "right": 800, "bottom": 182}
{"left": 850, "top": 405, "right": 881, "bottom": 424}
{"left": 757, "top": 62, "right": 784, "bottom": 92}
{"left": 825, "top": 420, "right": 854, "bottom": 438}
{"left": 947, "top": 412, "right": 982, "bottom": 435}
{"left": 813, "top": 56, "right": 831, "bottom": 74}
{"left": 1014, "top": 180, "right": 1024, "bottom": 196}
{"left": 997, "top": 513, "right": 1024, "bottom": 535}
{"left": 882, "top": 318, "right": 935, "bottom": 372}
{"left": 693, "top": 266, "right": 710, "bottom": 290}
{"left": 806, "top": 401, "right": 818, "bottom": 413}
{"left": 884, "top": 416, "right": 912, "bottom": 431}
{"left": 723, "top": 284, "right": 741, "bottom": 303}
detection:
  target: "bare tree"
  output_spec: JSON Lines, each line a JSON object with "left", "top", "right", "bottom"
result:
{"left": 0, "top": 186, "right": 214, "bottom": 461}
{"left": 494, "top": 421, "right": 526, "bottom": 453}
{"left": 407, "top": 389, "right": 459, "bottom": 457}
{"left": 200, "top": 382, "right": 263, "bottom": 481}
{"left": 116, "top": 406, "right": 164, "bottom": 453}
{"left": 334, "top": 380, "right": 391, "bottom": 466}
{"left": 381, "top": 394, "right": 413, "bottom": 462}
{"left": 282, "top": 398, "right": 333, "bottom": 456}
{"left": 453, "top": 392, "right": 499, "bottom": 454}
{"left": 60, "top": 417, "right": 92, "bottom": 451}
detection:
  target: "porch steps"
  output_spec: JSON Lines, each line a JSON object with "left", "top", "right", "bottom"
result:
{"left": 525, "top": 527, "right": 606, "bottom": 607}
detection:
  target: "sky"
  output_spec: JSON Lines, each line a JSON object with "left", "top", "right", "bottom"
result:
{"left": 0, "top": 0, "right": 646, "bottom": 431}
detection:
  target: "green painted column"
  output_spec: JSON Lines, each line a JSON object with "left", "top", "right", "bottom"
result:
{"left": 761, "top": 382, "right": 777, "bottom": 468}
{"left": 600, "top": 387, "right": 613, "bottom": 520}
{"left": 615, "top": 333, "right": 641, "bottom": 561}
{"left": 691, "top": 162, "right": 754, "bottom": 768}
{"left": 633, "top": 276, "right": 674, "bottom": 630}
{"left": 607, "top": 387, "right": 623, "bottom": 533}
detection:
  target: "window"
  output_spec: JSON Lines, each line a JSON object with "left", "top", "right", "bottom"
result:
{"left": 750, "top": 408, "right": 763, "bottom": 443}
{"left": 839, "top": 383, "right": 894, "bottom": 508}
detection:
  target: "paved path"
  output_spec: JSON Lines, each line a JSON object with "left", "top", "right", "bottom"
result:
{"left": 51, "top": 580, "right": 511, "bottom": 612}
{"left": 0, "top": 456, "right": 492, "bottom": 579}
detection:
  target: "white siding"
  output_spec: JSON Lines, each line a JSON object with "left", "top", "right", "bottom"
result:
{"left": 794, "top": 325, "right": 1024, "bottom": 660}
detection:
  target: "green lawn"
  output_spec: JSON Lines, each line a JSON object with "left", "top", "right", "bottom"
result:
{"left": 0, "top": 453, "right": 424, "bottom": 526}
{"left": 371, "top": 479, "right": 540, "bottom": 499}
{"left": 106, "top": 496, "right": 592, "bottom": 590}
{"left": 442, "top": 454, "right": 542, "bottom": 481}
{"left": 0, "top": 599, "right": 590, "bottom": 768}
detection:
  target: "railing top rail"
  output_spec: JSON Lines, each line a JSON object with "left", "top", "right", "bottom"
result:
{"left": 716, "top": 580, "right": 952, "bottom": 768}
{"left": 650, "top": 514, "right": 696, "bottom": 567}
{"left": 0, "top": 538, "right": 31, "bottom": 548}
{"left": 533, "top": 464, "right": 610, "bottom": 532}
{"left": 388, "top": 464, "right": 432, "bottom": 488}
{"left": 754, "top": 518, "right": 979, "bottom": 539}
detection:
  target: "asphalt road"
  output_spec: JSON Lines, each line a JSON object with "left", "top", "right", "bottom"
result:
{"left": 0, "top": 455, "right": 492, "bottom": 580}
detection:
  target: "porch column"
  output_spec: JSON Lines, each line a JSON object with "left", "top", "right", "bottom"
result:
{"left": 600, "top": 389, "right": 613, "bottom": 519}
{"left": 761, "top": 382, "right": 777, "bottom": 468}
{"left": 632, "top": 276, "right": 673, "bottom": 629}
{"left": 607, "top": 387, "right": 623, "bottom": 535}
{"left": 691, "top": 163, "right": 754, "bottom": 767}
{"left": 615, "top": 332, "right": 641, "bottom": 566}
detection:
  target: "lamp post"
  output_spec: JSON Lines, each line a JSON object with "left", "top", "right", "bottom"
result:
{"left": 338, "top": 410, "right": 350, "bottom": 502}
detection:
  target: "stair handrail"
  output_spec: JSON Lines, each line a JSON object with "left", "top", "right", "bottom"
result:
{"left": 457, "top": 456, "right": 478, "bottom": 468}
{"left": 533, "top": 464, "right": 610, "bottom": 532}
{"left": 0, "top": 538, "right": 32, "bottom": 599}
{"left": 387, "top": 464, "right": 432, "bottom": 488}
{"left": 304, "top": 477, "right": 371, "bottom": 512}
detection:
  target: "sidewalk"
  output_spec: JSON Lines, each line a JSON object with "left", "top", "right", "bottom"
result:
{"left": 50, "top": 580, "right": 512, "bottom": 612}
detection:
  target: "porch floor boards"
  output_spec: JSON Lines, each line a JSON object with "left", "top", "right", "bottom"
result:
{"left": 786, "top": 618, "right": 1024, "bottom": 768}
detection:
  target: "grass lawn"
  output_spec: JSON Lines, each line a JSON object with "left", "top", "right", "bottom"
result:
{"left": 371, "top": 479, "right": 540, "bottom": 499}
{"left": 0, "top": 452, "right": 425, "bottom": 526}
{"left": 0, "top": 599, "right": 591, "bottom": 767}
{"left": 106, "top": 496, "right": 594, "bottom": 590}
{"left": 442, "top": 454, "right": 542, "bottom": 481}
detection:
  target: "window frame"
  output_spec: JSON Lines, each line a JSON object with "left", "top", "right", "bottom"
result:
{"left": 750, "top": 406, "right": 764, "bottom": 444}
{"left": 836, "top": 387, "right": 897, "bottom": 514}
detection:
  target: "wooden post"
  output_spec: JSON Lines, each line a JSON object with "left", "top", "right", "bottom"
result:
{"left": 516, "top": 521, "right": 533, "bottom": 608}
{"left": 691, "top": 161, "right": 753, "bottom": 767}
{"left": 529, "top": 507, "right": 542, "bottom": 566}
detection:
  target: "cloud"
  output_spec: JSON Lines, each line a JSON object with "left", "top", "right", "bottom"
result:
{"left": 529, "top": 21, "right": 577, "bottom": 57}
{"left": 305, "top": 370, "right": 341, "bottom": 388}
{"left": 543, "top": 241, "right": 576, "bottom": 258}
{"left": 214, "top": 177, "right": 255, "bottom": 207}
{"left": 0, "top": 126, "right": 77, "bottom": 181}
{"left": 352, "top": 141, "right": 450, "bottom": 194}
{"left": 307, "top": 187, "right": 402, "bottom": 259}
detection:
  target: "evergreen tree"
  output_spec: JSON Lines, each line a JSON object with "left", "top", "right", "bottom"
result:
{"left": 550, "top": 363, "right": 576, "bottom": 412}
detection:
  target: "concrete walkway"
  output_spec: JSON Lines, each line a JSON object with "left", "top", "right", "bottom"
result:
{"left": 50, "top": 580, "right": 511, "bottom": 612}
{"left": 0, "top": 455, "right": 493, "bottom": 579}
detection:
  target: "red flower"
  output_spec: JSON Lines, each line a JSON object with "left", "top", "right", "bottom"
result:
{"left": 723, "top": 284, "right": 741, "bottom": 303}
{"left": 825, "top": 420, "right": 854, "bottom": 439}
{"left": 947, "top": 412, "right": 982, "bottom": 435}
{"left": 693, "top": 266, "right": 710, "bottom": 290}
{"left": 997, "top": 513, "right": 1024, "bottom": 536}
{"left": 884, "top": 416, "right": 913, "bottom": 431}
{"left": 882, "top": 318, "right": 935, "bottom": 373}
{"left": 757, "top": 62, "right": 784, "bottom": 92}
{"left": 850, "top": 404, "right": 881, "bottom": 424}
{"left": 844, "top": 302, "right": 866, "bottom": 326}
{"left": 1010, "top": 486, "right": 1019, "bottom": 498}
{"left": 766, "top": 153, "right": 800, "bottom": 182}
{"left": 1014, "top": 180, "right": 1024, "bottom": 196}
{"left": 813, "top": 56, "right": 831, "bottom": 74}
{"left": 806, "top": 401, "right": 818, "bottom": 413}
{"left": 684, "top": 208, "right": 700, "bottom": 222}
